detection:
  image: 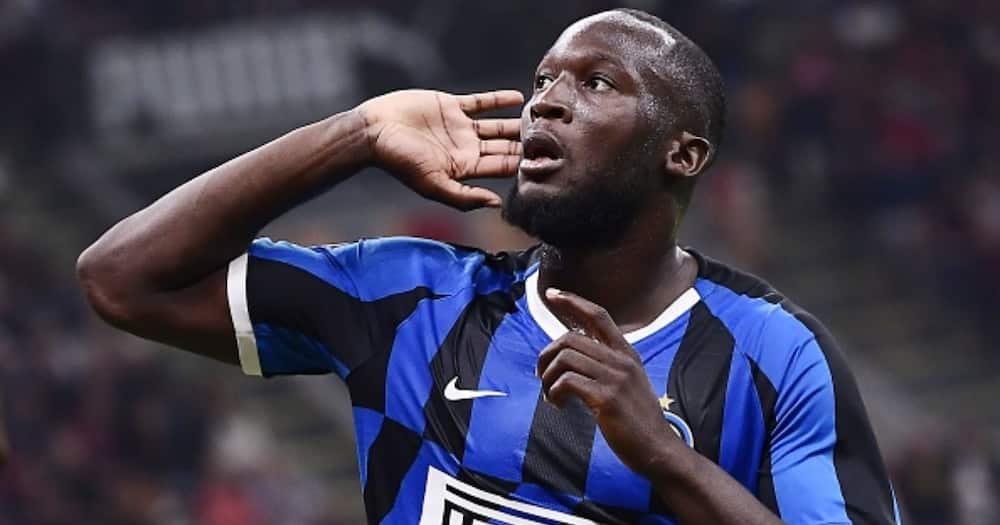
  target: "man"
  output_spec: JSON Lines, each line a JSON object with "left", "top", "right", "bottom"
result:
{"left": 77, "top": 9, "right": 900, "bottom": 525}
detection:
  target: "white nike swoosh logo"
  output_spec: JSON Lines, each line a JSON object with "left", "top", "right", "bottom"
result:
{"left": 443, "top": 377, "right": 507, "bottom": 401}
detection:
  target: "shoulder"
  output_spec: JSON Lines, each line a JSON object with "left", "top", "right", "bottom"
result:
{"left": 690, "top": 249, "right": 839, "bottom": 389}
{"left": 251, "top": 235, "right": 476, "bottom": 263}
{"left": 249, "top": 236, "right": 538, "bottom": 297}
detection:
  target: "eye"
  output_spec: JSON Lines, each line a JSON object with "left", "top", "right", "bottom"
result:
{"left": 534, "top": 74, "right": 553, "bottom": 91}
{"left": 584, "top": 75, "right": 614, "bottom": 92}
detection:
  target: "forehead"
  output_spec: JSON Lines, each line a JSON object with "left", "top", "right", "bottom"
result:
{"left": 542, "top": 12, "right": 677, "bottom": 70}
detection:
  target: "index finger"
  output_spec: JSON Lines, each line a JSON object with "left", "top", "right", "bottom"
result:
{"left": 544, "top": 288, "right": 629, "bottom": 350}
{"left": 457, "top": 90, "right": 525, "bottom": 115}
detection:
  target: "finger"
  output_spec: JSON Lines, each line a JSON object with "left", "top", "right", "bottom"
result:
{"left": 540, "top": 348, "right": 605, "bottom": 397}
{"left": 457, "top": 90, "right": 525, "bottom": 115}
{"left": 545, "top": 288, "right": 629, "bottom": 350}
{"left": 479, "top": 139, "right": 522, "bottom": 156}
{"left": 458, "top": 155, "right": 519, "bottom": 180}
{"left": 537, "top": 332, "right": 610, "bottom": 376}
{"left": 418, "top": 172, "right": 503, "bottom": 210}
{"left": 547, "top": 371, "right": 603, "bottom": 409}
{"left": 473, "top": 118, "right": 521, "bottom": 139}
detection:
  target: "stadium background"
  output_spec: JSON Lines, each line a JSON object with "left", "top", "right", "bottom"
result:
{"left": 0, "top": 0, "right": 998, "bottom": 523}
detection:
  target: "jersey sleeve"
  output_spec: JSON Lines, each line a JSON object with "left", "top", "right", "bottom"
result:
{"left": 758, "top": 316, "right": 900, "bottom": 524}
{"left": 226, "top": 236, "right": 476, "bottom": 378}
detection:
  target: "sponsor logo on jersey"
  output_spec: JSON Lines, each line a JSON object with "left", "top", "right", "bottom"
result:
{"left": 419, "top": 467, "right": 601, "bottom": 525}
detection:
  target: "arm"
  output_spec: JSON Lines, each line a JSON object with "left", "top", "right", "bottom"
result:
{"left": 537, "top": 288, "right": 783, "bottom": 525}
{"left": 77, "top": 90, "right": 523, "bottom": 363}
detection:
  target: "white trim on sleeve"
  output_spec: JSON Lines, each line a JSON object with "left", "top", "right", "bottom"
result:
{"left": 227, "top": 253, "right": 262, "bottom": 376}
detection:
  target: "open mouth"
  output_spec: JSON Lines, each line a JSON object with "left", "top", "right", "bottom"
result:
{"left": 519, "top": 132, "right": 566, "bottom": 177}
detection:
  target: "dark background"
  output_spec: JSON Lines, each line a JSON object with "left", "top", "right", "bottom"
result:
{"left": 0, "top": 1, "right": 997, "bottom": 523}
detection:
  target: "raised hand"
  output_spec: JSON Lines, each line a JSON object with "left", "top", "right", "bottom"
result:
{"left": 357, "top": 89, "right": 524, "bottom": 211}
{"left": 536, "top": 288, "right": 680, "bottom": 476}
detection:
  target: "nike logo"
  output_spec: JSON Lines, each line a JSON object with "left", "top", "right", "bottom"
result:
{"left": 443, "top": 377, "right": 507, "bottom": 401}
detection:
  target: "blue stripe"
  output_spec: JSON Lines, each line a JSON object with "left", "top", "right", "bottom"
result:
{"left": 329, "top": 237, "right": 486, "bottom": 299}
{"left": 353, "top": 407, "right": 384, "bottom": 489}
{"left": 462, "top": 299, "right": 546, "bottom": 482}
{"left": 718, "top": 352, "right": 766, "bottom": 490}
{"left": 583, "top": 310, "right": 692, "bottom": 511}
{"left": 384, "top": 290, "right": 476, "bottom": 434}
{"left": 585, "top": 429, "right": 651, "bottom": 510}
{"left": 694, "top": 278, "right": 822, "bottom": 407}
{"left": 251, "top": 236, "right": 489, "bottom": 301}
{"left": 697, "top": 277, "right": 850, "bottom": 523}
{"left": 769, "top": 339, "right": 847, "bottom": 522}
{"left": 379, "top": 440, "right": 460, "bottom": 523}
{"left": 254, "top": 322, "right": 350, "bottom": 377}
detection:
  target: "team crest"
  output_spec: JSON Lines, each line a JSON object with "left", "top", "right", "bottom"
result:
{"left": 659, "top": 394, "right": 695, "bottom": 447}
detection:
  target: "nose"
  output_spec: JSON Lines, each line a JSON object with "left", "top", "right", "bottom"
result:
{"left": 529, "top": 77, "right": 573, "bottom": 123}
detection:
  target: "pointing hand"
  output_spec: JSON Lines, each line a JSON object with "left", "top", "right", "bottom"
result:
{"left": 536, "top": 288, "right": 681, "bottom": 476}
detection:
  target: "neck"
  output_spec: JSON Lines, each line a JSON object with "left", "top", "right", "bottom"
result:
{"left": 537, "top": 209, "right": 697, "bottom": 333}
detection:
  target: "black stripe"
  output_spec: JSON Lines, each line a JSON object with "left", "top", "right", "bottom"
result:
{"left": 360, "top": 246, "right": 535, "bottom": 524}
{"left": 791, "top": 311, "right": 896, "bottom": 524}
{"left": 445, "top": 484, "right": 503, "bottom": 511}
{"left": 748, "top": 356, "right": 779, "bottom": 514}
{"left": 668, "top": 302, "right": 734, "bottom": 463}
{"left": 649, "top": 301, "right": 734, "bottom": 517}
{"left": 422, "top": 283, "right": 524, "bottom": 460}
{"left": 456, "top": 467, "right": 519, "bottom": 496}
{"left": 692, "top": 248, "right": 897, "bottom": 524}
{"left": 361, "top": 417, "right": 424, "bottom": 524}
{"left": 248, "top": 257, "right": 436, "bottom": 378}
{"left": 571, "top": 500, "right": 643, "bottom": 525}
{"left": 419, "top": 245, "right": 532, "bottom": 458}
{"left": 520, "top": 394, "right": 596, "bottom": 498}
{"left": 515, "top": 244, "right": 599, "bottom": 496}
{"left": 344, "top": 284, "right": 441, "bottom": 411}
{"left": 689, "top": 248, "right": 780, "bottom": 302}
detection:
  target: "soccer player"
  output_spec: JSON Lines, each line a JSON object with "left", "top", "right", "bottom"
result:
{"left": 77, "top": 9, "right": 900, "bottom": 525}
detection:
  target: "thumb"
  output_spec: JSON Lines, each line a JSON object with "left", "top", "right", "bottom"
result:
{"left": 416, "top": 172, "right": 502, "bottom": 211}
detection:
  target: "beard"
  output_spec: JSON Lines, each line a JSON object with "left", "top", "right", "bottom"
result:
{"left": 501, "top": 155, "right": 655, "bottom": 249}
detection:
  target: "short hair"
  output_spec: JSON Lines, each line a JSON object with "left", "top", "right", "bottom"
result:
{"left": 614, "top": 8, "right": 727, "bottom": 159}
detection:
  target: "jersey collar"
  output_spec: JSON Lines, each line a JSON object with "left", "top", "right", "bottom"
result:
{"left": 524, "top": 267, "right": 701, "bottom": 344}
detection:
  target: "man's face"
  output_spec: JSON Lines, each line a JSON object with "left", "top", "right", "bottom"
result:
{"left": 502, "top": 13, "right": 676, "bottom": 248}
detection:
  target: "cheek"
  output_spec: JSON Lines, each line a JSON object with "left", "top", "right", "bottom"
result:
{"left": 579, "top": 106, "right": 640, "bottom": 148}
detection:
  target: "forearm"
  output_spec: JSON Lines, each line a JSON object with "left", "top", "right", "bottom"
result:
{"left": 79, "top": 109, "right": 370, "bottom": 293}
{"left": 645, "top": 440, "right": 783, "bottom": 525}
{"left": 77, "top": 88, "right": 521, "bottom": 360}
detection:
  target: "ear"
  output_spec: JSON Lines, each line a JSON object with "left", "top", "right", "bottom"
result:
{"left": 664, "top": 132, "right": 712, "bottom": 178}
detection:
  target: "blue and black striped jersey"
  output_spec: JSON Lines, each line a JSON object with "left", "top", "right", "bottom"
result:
{"left": 226, "top": 236, "right": 900, "bottom": 524}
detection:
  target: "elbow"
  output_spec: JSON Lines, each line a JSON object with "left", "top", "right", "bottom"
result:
{"left": 76, "top": 242, "right": 141, "bottom": 329}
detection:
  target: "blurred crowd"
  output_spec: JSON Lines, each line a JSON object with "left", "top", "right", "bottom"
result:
{"left": 894, "top": 431, "right": 999, "bottom": 525}
{"left": 690, "top": 1, "right": 1000, "bottom": 326}
{"left": 0, "top": 217, "right": 350, "bottom": 524}
{"left": 1, "top": 0, "right": 999, "bottom": 523}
